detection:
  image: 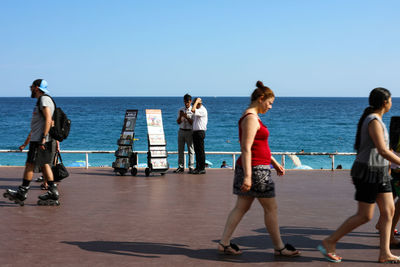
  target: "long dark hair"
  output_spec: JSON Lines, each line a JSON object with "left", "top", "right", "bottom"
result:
{"left": 354, "top": 87, "right": 391, "bottom": 152}
{"left": 251, "top": 81, "right": 275, "bottom": 102}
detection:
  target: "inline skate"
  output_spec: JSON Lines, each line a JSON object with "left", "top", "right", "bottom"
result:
{"left": 37, "top": 184, "right": 60, "bottom": 206}
{"left": 3, "top": 186, "right": 29, "bottom": 206}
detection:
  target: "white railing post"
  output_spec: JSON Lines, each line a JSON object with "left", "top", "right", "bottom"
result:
{"left": 85, "top": 153, "right": 89, "bottom": 169}
{"left": 232, "top": 154, "right": 236, "bottom": 170}
{"left": 281, "top": 154, "right": 285, "bottom": 168}
{"left": 331, "top": 154, "right": 335, "bottom": 171}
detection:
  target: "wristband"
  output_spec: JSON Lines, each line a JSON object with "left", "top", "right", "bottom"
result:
{"left": 42, "top": 133, "right": 49, "bottom": 139}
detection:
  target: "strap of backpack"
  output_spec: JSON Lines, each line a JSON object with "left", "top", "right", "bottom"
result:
{"left": 36, "top": 94, "right": 57, "bottom": 117}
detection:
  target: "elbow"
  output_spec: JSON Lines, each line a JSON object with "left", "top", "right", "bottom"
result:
{"left": 241, "top": 147, "right": 251, "bottom": 154}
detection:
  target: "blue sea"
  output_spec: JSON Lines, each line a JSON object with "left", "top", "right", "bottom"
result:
{"left": 1, "top": 97, "right": 399, "bottom": 169}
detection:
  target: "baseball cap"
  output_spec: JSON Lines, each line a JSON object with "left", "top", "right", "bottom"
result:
{"left": 32, "top": 79, "right": 50, "bottom": 94}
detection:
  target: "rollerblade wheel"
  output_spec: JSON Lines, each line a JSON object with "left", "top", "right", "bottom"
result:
{"left": 145, "top": 168, "right": 150, "bottom": 177}
{"left": 131, "top": 168, "right": 137, "bottom": 176}
{"left": 37, "top": 200, "right": 59, "bottom": 206}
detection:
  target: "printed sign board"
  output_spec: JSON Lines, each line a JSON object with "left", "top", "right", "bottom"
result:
{"left": 150, "top": 158, "right": 169, "bottom": 169}
{"left": 121, "top": 110, "right": 138, "bottom": 139}
{"left": 146, "top": 109, "right": 164, "bottom": 135}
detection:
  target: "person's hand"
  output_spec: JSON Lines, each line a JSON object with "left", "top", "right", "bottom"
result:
{"left": 240, "top": 176, "right": 252, "bottom": 192}
{"left": 275, "top": 164, "right": 285, "bottom": 176}
{"left": 19, "top": 144, "right": 26, "bottom": 151}
{"left": 40, "top": 138, "right": 46, "bottom": 150}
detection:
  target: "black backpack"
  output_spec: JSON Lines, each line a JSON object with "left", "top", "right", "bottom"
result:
{"left": 37, "top": 95, "right": 71, "bottom": 142}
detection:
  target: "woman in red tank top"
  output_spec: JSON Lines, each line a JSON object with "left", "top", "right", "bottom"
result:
{"left": 217, "top": 81, "right": 300, "bottom": 257}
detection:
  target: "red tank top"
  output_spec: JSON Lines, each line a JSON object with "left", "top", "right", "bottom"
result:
{"left": 237, "top": 113, "right": 271, "bottom": 166}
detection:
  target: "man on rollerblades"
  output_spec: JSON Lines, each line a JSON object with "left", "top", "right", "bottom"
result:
{"left": 4, "top": 79, "right": 60, "bottom": 206}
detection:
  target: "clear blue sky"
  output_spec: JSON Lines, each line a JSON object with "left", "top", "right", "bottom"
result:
{"left": 1, "top": 0, "right": 399, "bottom": 97}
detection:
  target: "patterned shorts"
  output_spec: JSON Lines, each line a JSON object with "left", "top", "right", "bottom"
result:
{"left": 233, "top": 165, "right": 275, "bottom": 198}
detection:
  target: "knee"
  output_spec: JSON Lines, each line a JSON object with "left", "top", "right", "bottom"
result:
{"left": 359, "top": 214, "right": 373, "bottom": 224}
{"left": 233, "top": 204, "right": 251, "bottom": 215}
{"left": 390, "top": 206, "right": 395, "bottom": 218}
{"left": 25, "top": 162, "right": 34, "bottom": 170}
{"left": 236, "top": 205, "right": 251, "bottom": 215}
{"left": 356, "top": 209, "right": 374, "bottom": 223}
{"left": 263, "top": 202, "right": 278, "bottom": 215}
{"left": 382, "top": 206, "right": 395, "bottom": 220}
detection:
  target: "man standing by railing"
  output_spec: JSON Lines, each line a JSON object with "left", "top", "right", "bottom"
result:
{"left": 174, "top": 94, "right": 195, "bottom": 174}
{"left": 191, "top": 97, "right": 208, "bottom": 174}
{"left": 3, "top": 79, "right": 60, "bottom": 206}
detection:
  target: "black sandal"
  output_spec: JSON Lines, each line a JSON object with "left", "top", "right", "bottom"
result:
{"left": 218, "top": 242, "right": 242, "bottom": 255}
{"left": 35, "top": 176, "right": 44, "bottom": 182}
{"left": 274, "top": 243, "right": 300, "bottom": 257}
{"left": 40, "top": 183, "right": 48, "bottom": 190}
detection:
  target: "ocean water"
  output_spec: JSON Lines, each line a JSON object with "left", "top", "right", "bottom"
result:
{"left": 0, "top": 97, "right": 399, "bottom": 169}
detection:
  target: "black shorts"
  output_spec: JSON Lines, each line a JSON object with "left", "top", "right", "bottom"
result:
{"left": 354, "top": 181, "right": 392, "bottom": 204}
{"left": 27, "top": 141, "right": 55, "bottom": 167}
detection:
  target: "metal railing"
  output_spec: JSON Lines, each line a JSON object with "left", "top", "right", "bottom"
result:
{"left": 0, "top": 150, "right": 356, "bottom": 170}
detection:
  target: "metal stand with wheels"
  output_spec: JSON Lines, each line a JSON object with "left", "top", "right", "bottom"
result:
{"left": 145, "top": 109, "right": 169, "bottom": 176}
{"left": 112, "top": 110, "right": 138, "bottom": 176}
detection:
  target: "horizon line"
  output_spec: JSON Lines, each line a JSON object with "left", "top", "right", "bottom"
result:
{"left": 2, "top": 95, "right": 396, "bottom": 98}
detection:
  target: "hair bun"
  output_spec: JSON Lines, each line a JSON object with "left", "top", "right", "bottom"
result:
{"left": 256, "top": 80, "right": 264, "bottom": 88}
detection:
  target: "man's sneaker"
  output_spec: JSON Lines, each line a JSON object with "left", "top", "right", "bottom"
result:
{"left": 188, "top": 168, "right": 195, "bottom": 174}
{"left": 192, "top": 169, "right": 206, "bottom": 174}
{"left": 173, "top": 167, "right": 184, "bottom": 173}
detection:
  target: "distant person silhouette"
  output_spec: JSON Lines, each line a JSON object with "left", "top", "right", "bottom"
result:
{"left": 221, "top": 161, "right": 229, "bottom": 168}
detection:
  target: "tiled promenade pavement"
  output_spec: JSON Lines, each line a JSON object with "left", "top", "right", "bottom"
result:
{"left": 0, "top": 167, "right": 392, "bottom": 266}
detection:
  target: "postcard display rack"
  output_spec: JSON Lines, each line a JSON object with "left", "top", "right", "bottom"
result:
{"left": 112, "top": 110, "right": 139, "bottom": 176}
{"left": 145, "top": 109, "right": 169, "bottom": 176}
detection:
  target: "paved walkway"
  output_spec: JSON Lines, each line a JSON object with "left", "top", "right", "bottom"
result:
{"left": 0, "top": 167, "right": 391, "bottom": 266}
